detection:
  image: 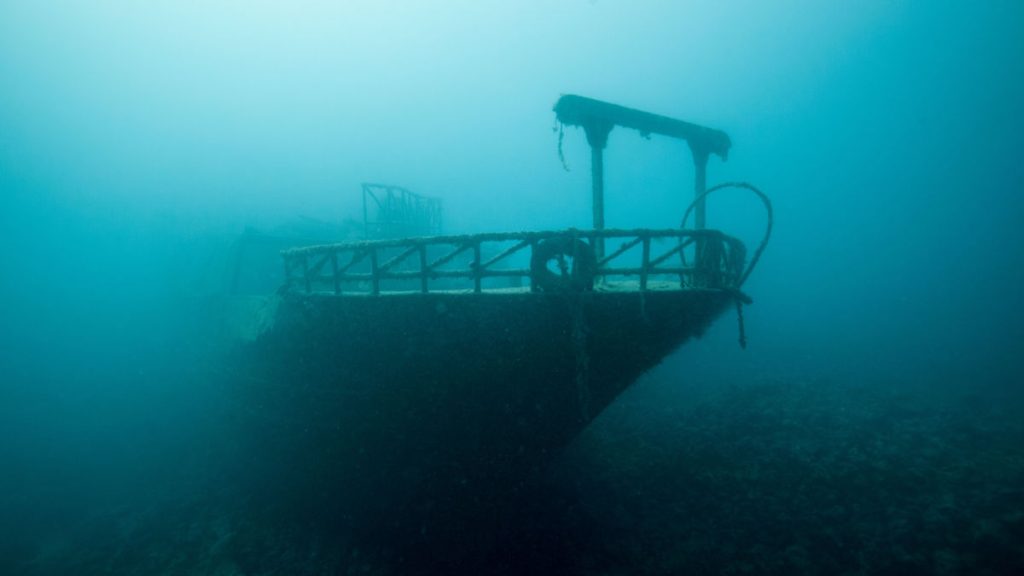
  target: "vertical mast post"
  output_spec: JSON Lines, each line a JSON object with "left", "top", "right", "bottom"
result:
{"left": 690, "top": 144, "right": 710, "bottom": 285}
{"left": 691, "top": 145, "right": 709, "bottom": 230}
{"left": 584, "top": 121, "right": 612, "bottom": 263}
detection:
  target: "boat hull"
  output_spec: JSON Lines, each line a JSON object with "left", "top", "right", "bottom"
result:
{"left": 228, "top": 288, "right": 735, "bottom": 549}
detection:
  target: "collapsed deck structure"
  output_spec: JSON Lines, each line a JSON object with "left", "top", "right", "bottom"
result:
{"left": 231, "top": 94, "right": 770, "bottom": 560}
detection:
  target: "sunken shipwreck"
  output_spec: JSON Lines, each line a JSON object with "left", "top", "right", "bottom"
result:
{"left": 222, "top": 94, "right": 772, "bottom": 570}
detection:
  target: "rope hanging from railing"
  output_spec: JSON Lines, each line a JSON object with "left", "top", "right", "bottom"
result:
{"left": 680, "top": 182, "right": 773, "bottom": 349}
{"left": 680, "top": 182, "right": 773, "bottom": 288}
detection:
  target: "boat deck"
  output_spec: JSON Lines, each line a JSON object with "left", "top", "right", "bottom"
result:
{"left": 292, "top": 279, "right": 720, "bottom": 297}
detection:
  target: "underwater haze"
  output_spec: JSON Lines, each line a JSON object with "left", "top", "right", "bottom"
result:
{"left": 2, "top": 1, "right": 1023, "bottom": 574}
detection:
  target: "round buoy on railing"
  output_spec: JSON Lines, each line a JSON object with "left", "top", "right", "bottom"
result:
{"left": 530, "top": 237, "right": 597, "bottom": 292}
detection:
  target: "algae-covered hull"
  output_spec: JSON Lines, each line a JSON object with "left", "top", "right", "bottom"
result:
{"left": 231, "top": 288, "right": 734, "bottom": 526}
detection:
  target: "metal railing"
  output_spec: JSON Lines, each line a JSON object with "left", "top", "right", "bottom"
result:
{"left": 282, "top": 228, "right": 746, "bottom": 296}
{"left": 361, "top": 183, "right": 443, "bottom": 239}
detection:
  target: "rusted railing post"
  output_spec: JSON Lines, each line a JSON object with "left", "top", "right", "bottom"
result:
{"left": 472, "top": 241, "right": 482, "bottom": 293}
{"left": 529, "top": 239, "right": 538, "bottom": 292}
{"left": 418, "top": 244, "right": 428, "bottom": 293}
{"left": 370, "top": 248, "right": 380, "bottom": 296}
{"left": 640, "top": 235, "right": 650, "bottom": 291}
{"left": 331, "top": 252, "right": 340, "bottom": 295}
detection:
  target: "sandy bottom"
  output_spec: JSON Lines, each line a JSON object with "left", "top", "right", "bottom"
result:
{"left": 6, "top": 373, "right": 1022, "bottom": 575}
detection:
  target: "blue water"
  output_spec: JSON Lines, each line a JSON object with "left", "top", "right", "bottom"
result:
{"left": 2, "top": 2, "right": 1022, "bottom": 574}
